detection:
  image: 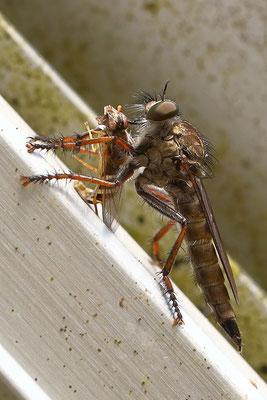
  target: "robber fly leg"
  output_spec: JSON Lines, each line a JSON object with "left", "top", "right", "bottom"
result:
{"left": 21, "top": 164, "right": 134, "bottom": 188}
{"left": 159, "top": 225, "right": 187, "bottom": 325}
{"left": 26, "top": 131, "right": 97, "bottom": 154}
{"left": 152, "top": 220, "right": 176, "bottom": 266}
{"left": 162, "top": 276, "right": 184, "bottom": 326}
{"left": 135, "top": 178, "right": 188, "bottom": 325}
{"left": 135, "top": 182, "right": 188, "bottom": 273}
{"left": 141, "top": 186, "right": 177, "bottom": 265}
{"left": 75, "top": 136, "right": 135, "bottom": 154}
{"left": 27, "top": 135, "right": 135, "bottom": 159}
{"left": 21, "top": 172, "right": 112, "bottom": 187}
{"left": 29, "top": 131, "right": 91, "bottom": 144}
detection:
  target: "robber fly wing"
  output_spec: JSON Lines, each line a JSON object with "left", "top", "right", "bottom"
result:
{"left": 193, "top": 177, "right": 239, "bottom": 305}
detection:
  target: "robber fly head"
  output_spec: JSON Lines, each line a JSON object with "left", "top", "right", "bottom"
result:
{"left": 145, "top": 99, "right": 179, "bottom": 121}
{"left": 129, "top": 81, "right": 180, "bottom": 125}
{"left": 146, "top": 80, "right": 179, "bottom": 122}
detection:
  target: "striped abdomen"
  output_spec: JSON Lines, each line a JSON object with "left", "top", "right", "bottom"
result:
{"left": 178, "top": 194, "right": 237, "bottom": 330}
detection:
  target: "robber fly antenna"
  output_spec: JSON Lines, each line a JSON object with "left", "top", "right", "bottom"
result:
{"left": 161, "top": 80, "right": 170, "bottom": 100}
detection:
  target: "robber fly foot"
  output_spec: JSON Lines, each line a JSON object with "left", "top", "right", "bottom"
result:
{"left": 160, "top": 276, "right": 184, "bottom": 326}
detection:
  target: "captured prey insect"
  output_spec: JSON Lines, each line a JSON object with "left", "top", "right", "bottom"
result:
{"left": 21, "top": 83, "right": 242, "bottom": 351}
{"left": 74, "top": 105, "right": 131, "bottom": 229}
{"left": 23, "top": 105, "right": 131, "bottom": 229}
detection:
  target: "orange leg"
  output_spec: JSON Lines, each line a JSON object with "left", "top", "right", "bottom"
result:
{"left": 21, "top": 165, "right": 134, "bottom": 188}
{"left": 144, "top": 187, "right": 177, "bottom": 265}
{"left": 152, "top": 220, "right": 176, "bottom": 266}
{"left": 159, "top": 224, "right": 187, "bottom": 326}
{"left": 135, "top": 179, "right": 187, "bottom": 325}
{"left": 162, "top": 276, "right": 184, "bottom": 326}
{"left": 27, "top": 131, "right": 92, "bottom": 153}
{"left": 161, "top": 224, "right": 187, "bottom": 277}
{"left": 28, "top": 131, "right": 91, "bottom": 144}
{"left": 73, "top": 181, "right": 102, "bottom": 216}
{"left": 72, "top": 155, "right": 98, "bottom": 173}
{"left": 26, "top": 135, "right": 134, "bottom": 155}
{"left": 71, "top": 153, "right": 103, "bottom": 215}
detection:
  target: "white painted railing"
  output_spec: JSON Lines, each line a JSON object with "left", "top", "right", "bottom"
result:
{"left": 0, "top": 94, "right": 266, "bottom": 399}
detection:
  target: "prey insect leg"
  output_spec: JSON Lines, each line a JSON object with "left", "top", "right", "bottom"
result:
{"left": 135, "top": 179, "right": 187, "bottom": 325}
{"left": 72, "top": 155, "right": 100, "bottom": 215}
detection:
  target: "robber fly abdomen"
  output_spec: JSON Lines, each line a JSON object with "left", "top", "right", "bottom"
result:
{"left": 178, "top": 188, "right": 239, "bottom": 337}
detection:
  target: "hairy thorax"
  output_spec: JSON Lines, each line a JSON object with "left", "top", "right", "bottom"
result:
{"left": 134, "top": 120, "right": 207, "bottom": 191}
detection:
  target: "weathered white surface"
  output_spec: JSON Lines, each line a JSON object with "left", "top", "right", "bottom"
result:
{"left": 0, "top": 345, "right": 51, "bottom": 400}
{"left": 0, "top": 96, "right": 266, "bottom": 398}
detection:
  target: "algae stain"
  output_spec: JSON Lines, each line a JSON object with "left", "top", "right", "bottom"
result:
{"left": 0, "top": 21, "right": 86, "bottom": 138}
{"left": 143, "top": 1, "right": 160, "bottom": 15}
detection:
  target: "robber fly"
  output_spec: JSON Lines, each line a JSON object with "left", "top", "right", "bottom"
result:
{"left": 21, "top": 83, "right": 241, "bottom": 351}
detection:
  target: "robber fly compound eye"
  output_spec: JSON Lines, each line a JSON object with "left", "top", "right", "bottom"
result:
{"left": 146, "top": 100, "right": 179, "bottom": 122}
